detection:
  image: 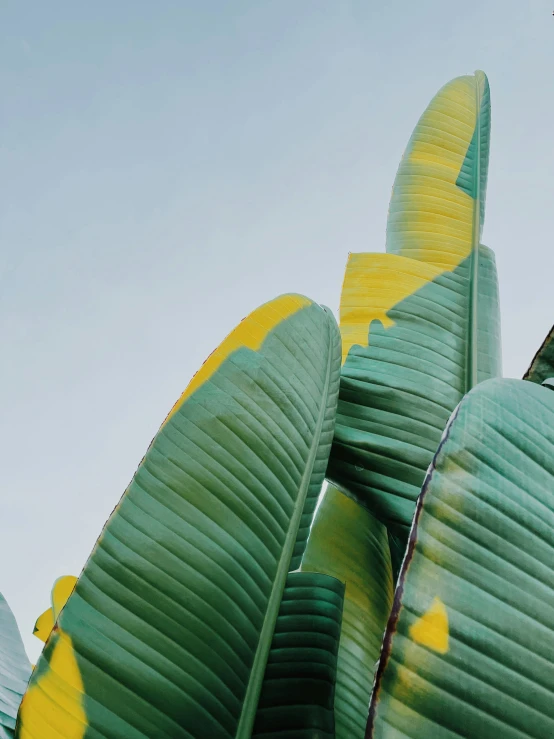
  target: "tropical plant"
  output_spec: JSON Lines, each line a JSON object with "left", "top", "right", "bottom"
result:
{"left": 2, "top": 69, "right": 551, "bottom": 739}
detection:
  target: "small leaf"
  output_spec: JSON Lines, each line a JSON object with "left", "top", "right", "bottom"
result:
{"left": 32, "top": 610, "right": 53, "bottom": 645}
{"left": 523, "top": 324, "right": 554, "bottom": 385}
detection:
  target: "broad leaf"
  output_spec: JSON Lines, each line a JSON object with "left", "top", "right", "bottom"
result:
{"left": 252, "top": 571, "right": 344, "bottom": 739}
{"left": 301, "top": 485, "right": 393, "bottom": 739}
{"left": 17, "top": 294, "right": 341, "bottom": 739}
{"left": 327, "top": 72, "right": 501, "bottom": 543}
{"left": 368, "top": 378, "right": 554, "bottom": 738}
{"left": 0, "top": 594, "right": 31, "bottom": 739}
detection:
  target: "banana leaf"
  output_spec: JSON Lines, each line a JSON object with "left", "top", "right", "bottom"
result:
{"left": 16, "top": 294, "right": 341, "bottom": 739}
{"left": 301, "top": 485, "right": 393, "bottom": 739}
{"left": 327, "top": 72, "right": 501, "bottom": 543}
{"left": 368, "top": 378, "right": 554, "bottom": 738}
{"left": 0, "top": 594, "right": 31, "bottom": 739}
{"left": 252, "top": 571, "right": 344, "bottom": 739}
{"left": 523, "top": 324, "right": 554, "bottom": 385}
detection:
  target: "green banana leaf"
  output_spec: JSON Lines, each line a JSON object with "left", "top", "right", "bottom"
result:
{"left": 327, "top": 72, "right": 501, "bottom": 544}
{"left": 252, "top": 571, "right": 345, "bottom": 739}
{"left": 0, "top": 594, "right": 31, "bottom": 739}
{"left": 368, "top": 377, "right": 554, "bottom": 738}
{"left": 17, "top": 294, "right": 341, "bottom": 739}
{"left": 301, "top": 485, "right": 393, "bottom": 739}
{"left": 523, "top": 324, "right": 554, "bottom": 385}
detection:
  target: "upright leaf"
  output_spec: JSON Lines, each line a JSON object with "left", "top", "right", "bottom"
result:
{"left": 17, "top": 294, "right": 341, "bottom": 739}
{"left": 386, "top": 71, "right": 490, "bottom": 273}
{"left": 328, "top": 72, "right": 501, "bottom": 543}
{"left": 252, "top": 572, "right": 344, "bottom": 739}
{"left": 301, "top": 486, "right": 393, "bottom": 739}
{"left": 368, "top": 378, "right": 554, "bottom": 738}
{"left": 0, "top": 595, "right": 31, "bottom": 739}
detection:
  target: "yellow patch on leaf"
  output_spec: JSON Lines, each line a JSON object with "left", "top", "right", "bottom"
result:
{"left": 17, "top": 629, "right": 87, "bottom": 739}
{"left": 409, "top": 596, "right": 449, "bottom": 654}
{"left": 340, "top": 253, "right": 443, "bottom": 363}
{"left": 387, "top": 73, "right": 487, "bottom": 272}
{"left": 165, "top": 294, "right": 312, "bottom": 420}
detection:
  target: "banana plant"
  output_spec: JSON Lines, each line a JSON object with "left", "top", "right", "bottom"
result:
{"left": 1, "top": 69, "right": 550, "bottom": 739}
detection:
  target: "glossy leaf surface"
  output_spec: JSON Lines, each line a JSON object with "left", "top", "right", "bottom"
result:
{"left": 368, "top": 378, "right": 554, "bottom": 738}
{"left": 17, "top": 294, "right": 341, "bottom": 739}
{"left": 252, "top": 571, "right": 344, "bottom": 739}
{"left": 328, "top": 245, "right": 501, "bottom": 541}
{"left": 386, "top": 71, "right": 490, "bottom": 271}
{"left": 328, "top": 71, "right": 501, "bottom": 542}
{"left": 0, "top": 595, "right": 31, "bottom": 739}
{"left": 301, "top": 486, "right": 393, "bottom": 739}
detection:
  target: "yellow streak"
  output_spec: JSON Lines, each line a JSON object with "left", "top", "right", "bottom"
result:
{"left": 340, "top": 253, "right": 442, "bottom": 363}
{"left": 165, "top": 294, "right": 312, "bottom": 422}
{"left": 18, "top": 630, "right": 87, "bottom": 739}
{"left": 409, "top": 596, "right": 449, "bottom": 654}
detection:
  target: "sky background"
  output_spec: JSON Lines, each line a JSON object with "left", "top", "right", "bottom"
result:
{"left": 1, "top": 0, "right": 553, "bottom": 661}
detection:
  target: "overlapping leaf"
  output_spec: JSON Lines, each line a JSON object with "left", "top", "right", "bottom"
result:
{"left": 301, "top": 485, "right": 393, "bottom": 739}
{"left": 17, "top": 294, "right": 341, "bottom": 739}
{"left": 368, "top": 378, "right": 554, "bottom": 738}
{"left": 328, "top": 72, "right": 501, "bottom": 544}
{"left": 252, "top": 572, "right": 344, "bottom": 739}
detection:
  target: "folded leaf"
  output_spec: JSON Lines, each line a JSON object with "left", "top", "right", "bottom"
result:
{"left": 368, "top": 378, "right": 554, "bottom": 738}
{"left": 17, "top": 294, "right": 341, "bottom": 739}
{"left": 524, "top": 325, "right": 554, "bottom": 385}
{"left": 252, "top": 571, "right": 344, "bottom": 739}
{"left": 301, "top": 485, "right": 393, "bottom": 739}
{"left": 0, "top": 594, "right": 31, "bottom": 739}
{"left": 328, "top": 72, "right": 501, "bottom": 542}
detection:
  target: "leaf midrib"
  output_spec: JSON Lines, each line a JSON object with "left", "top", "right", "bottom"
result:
{"left": 467, "top": 73, "right": 483, "bottom": 392}
{"left": 235, "top": 310, "right": 335, "bottom": 739}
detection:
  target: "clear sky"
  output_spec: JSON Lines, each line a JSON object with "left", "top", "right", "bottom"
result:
{"left": 2, "top": 0, "right": 553, "bottom": 661}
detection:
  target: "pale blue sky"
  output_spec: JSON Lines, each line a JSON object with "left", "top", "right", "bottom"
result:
{"left": 2, "top": 0, "right": 553, "bottom": 661}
